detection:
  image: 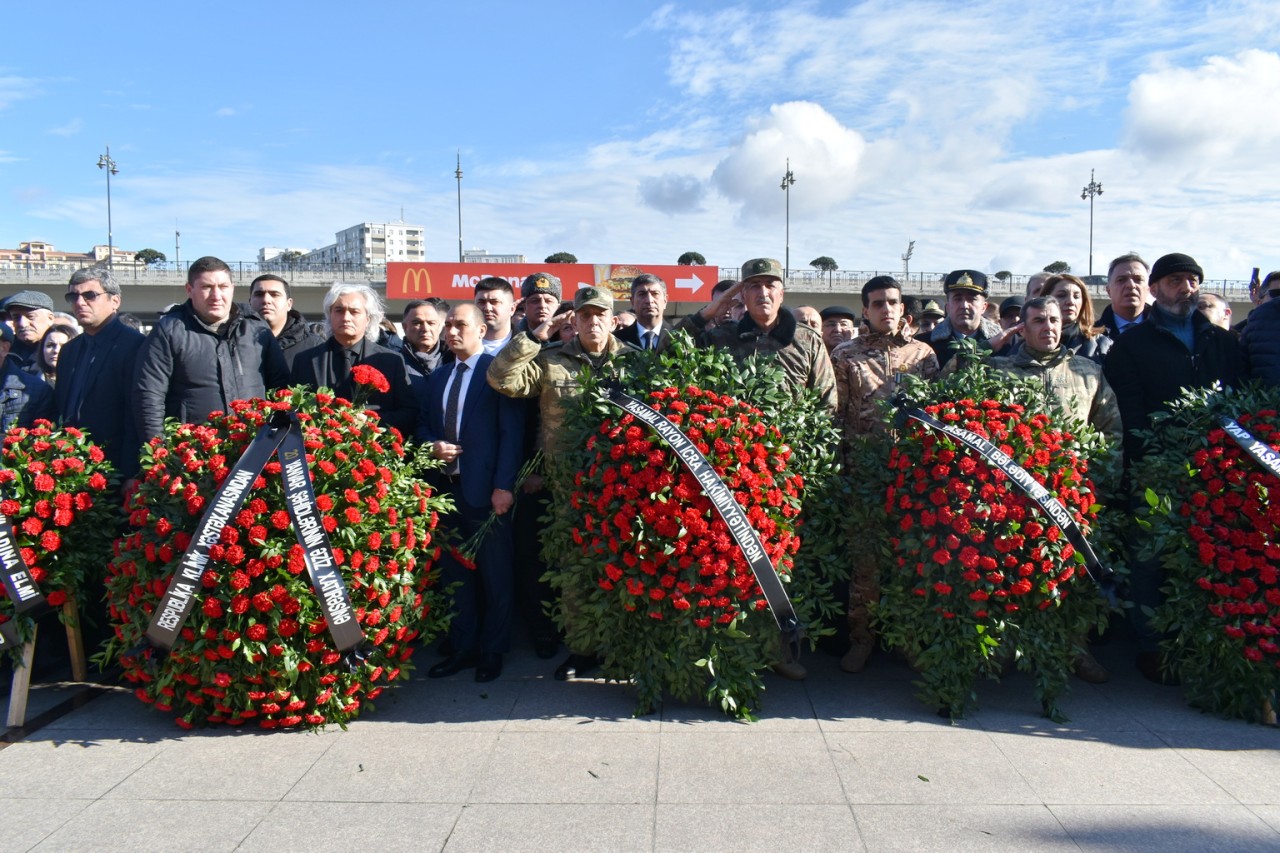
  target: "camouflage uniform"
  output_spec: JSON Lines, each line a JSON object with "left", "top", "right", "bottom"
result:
{"left": 831, "top": 323, "right": 939, "bottom": 438}
{"left": 830, "top": 323, "right": 939, "bottom": 672}
{"left": 986, "top": 346, "right": 1122, "bottom": 446}
{"left": 487, "top": 331, "right": 632, "bottom": 455}
{"left": 674, "top": 307, "right": 837, "bottom": 414}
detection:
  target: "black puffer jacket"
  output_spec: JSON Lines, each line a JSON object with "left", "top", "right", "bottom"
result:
{"left": 1103, "top": 307, "right": 1242, "bottom": 464}
{"left": 133, "top": 301, "right": 289, "bottom": 440}
{"left": 1241, "top": 298, "right": 1280, "bottom": 388}
{"left": 276, "top": 309, "right": 325, "bottom": 370}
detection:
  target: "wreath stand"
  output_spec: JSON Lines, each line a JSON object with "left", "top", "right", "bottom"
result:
{"left": 5, "top": 596, "right": 87, "bottom": 727}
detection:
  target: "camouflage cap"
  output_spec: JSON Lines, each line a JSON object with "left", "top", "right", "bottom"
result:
{"left": 943, "top": 269, "right": 989, "bottom": 295}
{"left": 521, "top": 271, "right": 562, "bottom": 300}
{"left": 573, "top": 285, "right": 613, "bottom": 312}
{"left": 740, "top": 257, "right": 784, "bottom": 282}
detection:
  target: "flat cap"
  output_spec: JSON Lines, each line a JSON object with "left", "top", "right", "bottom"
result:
{"left": 4, "top": 289, "right": 54, "bottom": 312}
{"left": 820, "top": 305, "right": 858, "bottom": 321}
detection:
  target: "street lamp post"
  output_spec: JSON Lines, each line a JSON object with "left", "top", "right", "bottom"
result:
{"left": 455, "top": 152, "right": 464, "bottom": 263}
{"left": 780, "top": 159, "right": 795, "bottom": 279}
{"left": 1080, "top": 168, "right": 1103, "bottom": 277}
{"left": 96, "top": 145, "right": 119, "bottom": 269}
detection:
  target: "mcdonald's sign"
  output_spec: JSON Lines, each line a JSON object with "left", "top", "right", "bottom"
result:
{"left": 387, "top": 263, "right": 589, "bottom": 300}
{"left": 386, "top": 262, "right": 718, "bottom": 301}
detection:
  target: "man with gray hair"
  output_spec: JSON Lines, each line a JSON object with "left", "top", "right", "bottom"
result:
{"left": 615, "top": 273, "right": 670, "bottom": 351}
{"left": 5, "top": 289, "right": 56, "bottom": 376}
{"left": 134, "top": 255, "right": 288, "bottom": 441}
{"left": 56, "top": 267, "right": 146, "bottom": 480}
{"left": 1098, "top": 252, "right": 1152, "bottom": 338}
{"left": 291, "top": 282, "right": 417, "bottom": 435}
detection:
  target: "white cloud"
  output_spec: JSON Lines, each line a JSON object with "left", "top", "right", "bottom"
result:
{"left": 711, "top": 102, "right": 866, "bottom": 218}
{"left": 1124, "top": 49, "right": 1280, "bottom": 165}
{"left": 0, "top": 74, "right": 40, "bottom": 110}
{"left": 215, "top": 106, "right": 237, "bottom": 117}
{"left": 48, "top": 118, "right": 82, "bottom": 136}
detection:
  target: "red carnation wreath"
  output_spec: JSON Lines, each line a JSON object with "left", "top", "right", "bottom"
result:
{"left": 879, "top": 397, "right": 1106, "bottom": 720}
{"left": 102, "top": 388, "right": 450, "bottom": 729}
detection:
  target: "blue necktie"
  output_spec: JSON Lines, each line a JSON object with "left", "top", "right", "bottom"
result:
{"left": 443, "top": 362, "right": 469, "bottom": 475}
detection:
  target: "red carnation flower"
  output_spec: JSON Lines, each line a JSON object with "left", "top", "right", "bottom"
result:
{"left": 350, "top": 364, "right": 391, "bottom": 394}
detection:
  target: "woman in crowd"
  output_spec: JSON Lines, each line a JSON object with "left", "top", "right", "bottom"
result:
{"left": 1039, "top": 273, "right": 1112, "bottom": 364}
{"left": 35, "top": 322, "right": 80, "bottom": 387}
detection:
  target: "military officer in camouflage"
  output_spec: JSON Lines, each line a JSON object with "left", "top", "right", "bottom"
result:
{"left": 674, "top": 257, "right": 837, "bottom": 414}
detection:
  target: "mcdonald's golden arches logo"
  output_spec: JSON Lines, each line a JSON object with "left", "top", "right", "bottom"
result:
{"left": 401, "top": 267, "right": 433, "bottom": 294}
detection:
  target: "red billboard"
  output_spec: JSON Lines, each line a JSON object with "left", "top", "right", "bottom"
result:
{"left": 386, "top": 262, "right": 718, "bottom": 302}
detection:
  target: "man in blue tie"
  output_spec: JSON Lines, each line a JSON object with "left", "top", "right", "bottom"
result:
{"left": 615, "top": 273, "right": 670, "bottom": 351}
{"left": 418, "top": 303, "right": 525, "bottom": 682}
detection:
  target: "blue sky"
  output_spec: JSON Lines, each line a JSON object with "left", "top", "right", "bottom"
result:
{"left": 3, "top": 0, "right": 1279, "bottom": 281}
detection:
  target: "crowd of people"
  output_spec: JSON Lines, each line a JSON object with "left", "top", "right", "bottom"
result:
{"left": 2, "top": 251, "right": 1278, "bottom": 689}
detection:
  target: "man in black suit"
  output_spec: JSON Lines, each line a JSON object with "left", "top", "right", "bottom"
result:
{"left": 615, "top": 273, "right": 671, "bottom": 351}
{"left": 56, "top": 267, "right": 146, "bottom": 482}
{"left": 290, "top": 283, "right": 417, "bottom": 437}
{"left": 418, "top": 303, "right": 525, "bottom": 682}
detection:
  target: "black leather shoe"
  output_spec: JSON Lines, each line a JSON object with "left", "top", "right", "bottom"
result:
{"left": 475, "top": 654, "right": 503, "bottom": 683}
{"left": 428, "top": 652, "right": 478, "bottom": 678}
{"left": 533, "top": 634, "right": 559, "bottom": 660}
{"left": 554, "top": 653, "right": 600, "bottom": 681}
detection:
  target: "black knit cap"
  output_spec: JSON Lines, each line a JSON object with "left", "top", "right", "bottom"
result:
{"left": 1149, "top": 253, "right": 1204, "bottom": 284}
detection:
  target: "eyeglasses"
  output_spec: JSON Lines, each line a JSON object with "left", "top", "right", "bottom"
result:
{"left": 65, "top": 291, "right": 108, "bottom": 304}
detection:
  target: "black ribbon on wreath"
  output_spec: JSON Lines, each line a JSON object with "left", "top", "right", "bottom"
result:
{"left": 0, "top": 508, "right": 52, "bottom": 651}
{"left": 1218, "top": 416, "right": 1280, "bottom": 479}
{"left": 603, "top": 386, "right": 804, "bottom": 654}
{"left": 893, "top": 400, "right": 1113, "bottom": 585}
{"left": 141, "top": 410, "right": 369, "bottom": 669}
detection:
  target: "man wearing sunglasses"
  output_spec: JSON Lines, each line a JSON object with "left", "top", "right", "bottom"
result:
{"left": 55, "top": 267, "right": 146, "bottom": 482}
